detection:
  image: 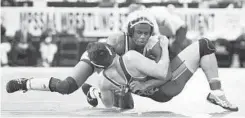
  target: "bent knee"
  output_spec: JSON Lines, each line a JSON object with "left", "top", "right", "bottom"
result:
{"left": 199, "top": 38, "right": 216, "bottom": 58}
{"left": 50, "top": 77, "right": 78, "bottom": 94}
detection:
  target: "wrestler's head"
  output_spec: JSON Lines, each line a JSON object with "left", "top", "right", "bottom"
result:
{"left": 86, "top": 42, "right": 116, "bottom": 68}
{"left": 128, "top": 17, "right": 154, "bottom": 47}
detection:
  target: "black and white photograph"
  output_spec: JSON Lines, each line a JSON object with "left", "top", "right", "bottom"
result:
{"left": 1, "top": 0, "right": 245, "bottom": 118}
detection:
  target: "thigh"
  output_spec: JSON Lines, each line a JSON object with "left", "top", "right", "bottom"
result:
{"left": 139, "top": 67, "right": 192, "bottom": 101}
{"left": 140, "top": 57, "right": 193, "bottom": 100}
{"left": 159, "top": 42, "right": 200, "bottom": 97}
{"left": 159, "top": 66, "right": 193, "bottom": 97}
{"left": 71, "top": 61, "right": 94, "bottom": 87}
{"left": 173, "top": 41, "right": 200, "bottom": 73}
{"left": 147, "top": 89, "right": 173, "bottom": 102}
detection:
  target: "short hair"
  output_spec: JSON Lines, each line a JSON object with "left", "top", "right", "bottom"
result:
{"left": 86, "top": 42, "right": 114, "bottom": 68}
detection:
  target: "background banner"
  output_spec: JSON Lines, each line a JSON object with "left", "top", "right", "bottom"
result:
{"left": 1, "top": 7, "right": 245, "bottom": 40}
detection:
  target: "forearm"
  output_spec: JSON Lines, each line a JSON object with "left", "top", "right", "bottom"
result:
{"left": 100, "top": 90, "right": 114, "bottom": 108}
{"left": 158, "top": 35, "right": 170, "bottom": 79}
{"left": 145, "top": 77, "right": 168, "bottom": 88}
{"left": 157, "top": 59, "right": 169, "bottom": 79}
{"left": 101, "top": 97, "right": 114, "bottom": 108}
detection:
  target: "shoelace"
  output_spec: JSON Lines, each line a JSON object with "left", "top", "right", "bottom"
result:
{"left": 87, "top": 87, "right": 100, "bottom": 101}
{"left": 217, "top": 95, "right": 233, "bottom": 108}
{"left": 86, "top": 91, "right": 95, "bottom": 101}
{"left": 17, "top": 78, "right": 28, "bottom": 93}
{"left": 17, "top": 79, "right": 22, "bottom": 84}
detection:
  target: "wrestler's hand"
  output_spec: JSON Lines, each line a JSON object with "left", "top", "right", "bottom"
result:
{"left": 129, "top": 80, "right": 149, "bottom": 93}
{"left": 157, "top": 35, "right": 168, "bottom": 49}
{"left": 114, "top": 85, "right": 129, "bottom": 96}
{"left": 130, "top": 80, "right": 159, "bottom": 96}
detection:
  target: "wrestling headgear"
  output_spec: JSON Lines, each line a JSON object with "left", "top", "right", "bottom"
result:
{"left": 127, "top": 16, "right": 154, "bottom": 37}
{"left": 86, "top": 42, "right": 115, "bottom": 69}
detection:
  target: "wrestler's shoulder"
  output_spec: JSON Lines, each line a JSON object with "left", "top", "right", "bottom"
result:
{"left": 107, "top": 32, "right": 126, "bottom": 44}
{"left": 123, "top": 50, "right": 141, "bottom": 61}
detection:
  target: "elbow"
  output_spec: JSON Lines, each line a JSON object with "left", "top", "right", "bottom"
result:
{"left": 158, "top": 62, "right": 170, "bottom": 80}
{"left": 102, "top": 100, "right": 114, "bottom": 108}
{"left": 156, "top": 67, "right": 169, "bottom": 80}
{"left": 104, "top": 104, "right": 113, "bottom": 108}
{"left": 158, "top": 72, "right": 167, "bottom": 80}
{"left": 100, "top": 95, "right": 114, "bottom": 108}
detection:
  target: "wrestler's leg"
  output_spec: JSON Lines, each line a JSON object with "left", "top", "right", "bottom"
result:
{"left": 6, "top": 60, "right": 94, "bottom": 95}
{"left": 151, "top": 38, "right": 238, "bottom": 111}
{"left": 157, "top": 38, "right": 221, "bottom": 97}
{"left": 145, "top": 40, "right": 200, "bottom": 102}
{"left": 150, "top": 42, "right": 198, "bottom": 100}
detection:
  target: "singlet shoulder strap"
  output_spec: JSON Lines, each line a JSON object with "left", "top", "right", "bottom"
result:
{"left": 119, "top": 56, "right": 132, "bottom": 84}
{"left": 124, "top": 32, "right": 129, "bottom": 53}
{"left": 103, "top": 70, "right": 121, "bottom": 88}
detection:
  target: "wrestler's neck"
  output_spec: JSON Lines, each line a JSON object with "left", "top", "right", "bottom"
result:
{"left": 129, "top": 37, "right": 145, "bottom": 53}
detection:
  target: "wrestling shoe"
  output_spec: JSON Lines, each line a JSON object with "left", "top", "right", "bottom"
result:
{"left": 6, "top": 78, "right": 28, "bottom": 93}
{"left": 207, "top": 90, "right": 238, "bottom": 111}
{"left": 82, "top": 84, "right": 100, "bottom": 107}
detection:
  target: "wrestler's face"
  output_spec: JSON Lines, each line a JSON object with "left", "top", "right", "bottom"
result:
{"left": 132, "top": 23, "right": 152, "bottom": 47}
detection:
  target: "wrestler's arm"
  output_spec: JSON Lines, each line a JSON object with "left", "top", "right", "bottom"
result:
{"left": 125, "top": 37, "right": 169, "bottom": 80}
{"left": 149, "top": 35, "right": 170, "bottom": 79}
{"left": 130, "top": 36, "right": 171, "bottom": 91}
{"left": 144, "top": 36, "right": 171, "bottom": 87}
{"left": 126, "top": 51, "right": 165, "bottom": 80}
{"left": 150, "top": 36, "right": 169, "bottom": 63}
{"left": 100, "top": 88, "right": 114, "bottom": 108}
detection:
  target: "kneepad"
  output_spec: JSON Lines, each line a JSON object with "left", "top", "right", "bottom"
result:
{"left": 49, "top": 77, "right": 78, "bottom": 94}
{"left": 199, "top": 38, "right": 216, "bottom": 58}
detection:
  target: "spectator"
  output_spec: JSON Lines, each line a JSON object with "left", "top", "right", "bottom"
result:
{"left": 39, "top": 32, "right": 57, "bottom": 67}
{"left": 11, "top": 22, "right": 37, "bottom": 66}
{"left": 97, "top": 0, "right": 117, "bottom": 31}
{"left": 75, "top": 18, "right": 85, "bottom": 41}
{"left": 235, "top": 26, "right": 245, "bottom": 67}
{"left": 1, "top": 0, "right": 16, "bottom": 6}
{"left": 214, "top": 38, "right": 233, "bottom": 67}
{"left": 1, "top": 24, "right": 11, "bottom": 67}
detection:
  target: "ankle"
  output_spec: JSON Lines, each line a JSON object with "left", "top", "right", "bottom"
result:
{"left": 22, "top": 79, "right": 28, "bottom": 90}
{"left": 210, "top": 89, "right": 224, "bottom": 95}
{"left": 209, "top": 79, "right": 221, "bottom": 90}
